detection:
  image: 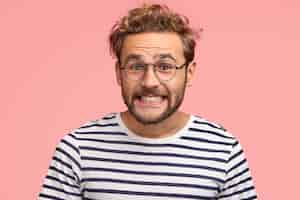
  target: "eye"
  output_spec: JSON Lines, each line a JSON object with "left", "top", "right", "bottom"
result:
{"left": 157, "top": 63, "right": 174, "bottom": 71}
{"left": 128, "top": 63, "right": 146, "bottom": 71}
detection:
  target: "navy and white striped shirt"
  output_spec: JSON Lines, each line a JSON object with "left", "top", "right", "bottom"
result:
{"left": 38, "top": 113, "right": 257, "bottom": 200}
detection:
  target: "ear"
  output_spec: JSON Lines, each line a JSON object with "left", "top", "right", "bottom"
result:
{"left": 115, "top": 61, "right": 122, "bottom": 86}
{"left": 186, "top": 61, "right": 196, "bottom": 86}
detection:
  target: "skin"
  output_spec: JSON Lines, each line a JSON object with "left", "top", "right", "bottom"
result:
{"left": 115, "top": 32, "right": 196, "bottom": 138}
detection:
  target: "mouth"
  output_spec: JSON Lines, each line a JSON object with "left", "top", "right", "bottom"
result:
{"left": 134, "top": 95, "right": 168, "bottom": 108}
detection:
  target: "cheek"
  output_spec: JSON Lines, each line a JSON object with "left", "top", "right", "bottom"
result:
{"left": 166, "top": 80, "right": 186, "bottom": 100}
{"left": 121, "top": 80, "right": 138, "bottom": 98}
{"left": 164, "top": 84, "right": 177, "bottom": 101}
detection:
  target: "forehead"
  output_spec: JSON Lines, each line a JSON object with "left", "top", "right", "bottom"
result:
{"left": 121, "top": 32, "right": 184, "bottom": 62}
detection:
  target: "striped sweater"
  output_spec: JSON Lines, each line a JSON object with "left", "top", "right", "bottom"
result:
{"left": 38, "top": 113, "right": 257, "bottom": 200}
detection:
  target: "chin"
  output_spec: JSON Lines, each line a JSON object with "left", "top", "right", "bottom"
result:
{"left": 135, "top": 116, "right": 165, "bottom": 125}
{"left": 131, "top": 109, "right": 175, "bottom": 125}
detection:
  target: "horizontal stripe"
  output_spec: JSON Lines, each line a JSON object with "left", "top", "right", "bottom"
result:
{"left": 39, "top": 113, "right": 256, "bottom": 199}
{"left": 227, "top": 159, "right": 247, "bottom": 173}
{"left": 226, "top": 168, "right": 249, "bottom": 183}
{"left": 84, "top": 198, "right": 97, "bottom": 200}
{"left": 181, "top": 136, "right": 234, "bottom": 146}
{"left": 43, "top": 184, "right": 81, "bottom": 196}
{"left": 241, "top": 195, "right": 258, "bottom": 200}
{"left": 61, "top": 139, "right": 79, "bottom": 154}
{"left": 79, "top": 123, "right": 119, "bottom": 129}
{"left": 222, "top": 177, "right": 252, "bottom": 192}
{"left": 168, "top": 143, "right": 230, "bottom": 154}
{"left": 49, "top": 164, "right": 80, "bottom": 183}
{"left": 82, "top": 188, "right": 217, "bottom": 200}
{"left": 102, "top": 116, "right": 117, "bottom": 120}
{"left": 81, "top": 156, "right": 226, "bottom": 173}
{"left": 228, "top": 149, "right": 243, "bottom": 162}
{"left": 39, "top": 193, "right": 65, "bottom": 200}
{"left": 46, "top": 175, "right": 79, "bottom": 188}
{"left": 49, "top": 166, "right": 76, "bottom": 181}
{"left": 56, "top": 147, "right": 81, "bottom": 170}
{"left": 82, "top": 167, "right": 225, "bottom": 183}
{"left": 80, "top": 146, "right": 227, "bottom": 163}
{"left": 232, "top": 141, "right": 239, "bottom": 147}
{"left": 52, "top": 156, "right": 72, "bottom": 170}
{"left": 188, "top": 127, "right": 233, "bottom": 139}
{"left": 70, "top": 134, "right": 230, "bottom": 154}
{"left": 82, "top": 177, "right": 219, "bottom": 191}
{"left": 192, "top": 120, "right": 226, "bottom": 131}
{"left": 74, "top": 131, "right": 126, "bottom": 136}
{"left": 218, "top": 186, "right": 255, "bottom": 198}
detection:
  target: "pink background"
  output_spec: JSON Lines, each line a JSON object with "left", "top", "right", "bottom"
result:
{"left": 1, "top": 0, "right": 299, "bottom": 199}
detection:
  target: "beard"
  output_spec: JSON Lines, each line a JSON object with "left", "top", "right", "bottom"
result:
{"left": 121, "top": 81, "right": 187, "bottom": 125}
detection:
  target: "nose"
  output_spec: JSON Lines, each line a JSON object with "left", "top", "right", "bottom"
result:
{"left": 140, "top": 65, "right": 160, "bottom": 88}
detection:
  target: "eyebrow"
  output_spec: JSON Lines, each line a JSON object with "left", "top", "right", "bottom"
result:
{"left": 123, "top": 54, "right": 143, "bottom": 65}
{"left": 154, "top": 53, "right": 177, "bottom": 62}
{"left": 123, "top": 53, "right": 177, "bottom": 65}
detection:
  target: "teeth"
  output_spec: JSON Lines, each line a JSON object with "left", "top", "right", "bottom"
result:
{"left": 141, "top": 96, "right": 163, "bottom": 103}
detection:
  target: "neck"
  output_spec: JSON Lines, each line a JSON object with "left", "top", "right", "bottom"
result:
{"left": 120, "top": 111, "right": 190, "bottom": 139}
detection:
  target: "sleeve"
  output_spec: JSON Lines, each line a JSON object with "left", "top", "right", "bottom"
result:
{"left": 38, "top": 133, "right": 83, "bottom": 200}
{"left": 217, "top": 140, "right": 258, "bottom": 200}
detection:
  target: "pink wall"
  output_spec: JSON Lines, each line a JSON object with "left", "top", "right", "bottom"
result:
{"left": 1, "top": 0, "right": 299, "bottom": 199}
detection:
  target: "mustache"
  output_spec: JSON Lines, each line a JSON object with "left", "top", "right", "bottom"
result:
{"left": 134, "top": 88, "right": 167, "bottom": 97}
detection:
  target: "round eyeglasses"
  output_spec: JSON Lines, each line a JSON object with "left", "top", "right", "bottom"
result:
{"left": 119, "top": 61, "right": 187, "bottom": 81}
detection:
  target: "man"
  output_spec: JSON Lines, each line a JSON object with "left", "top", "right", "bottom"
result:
{"left": 39, "top": 4, "right": 257, "bottom": 200}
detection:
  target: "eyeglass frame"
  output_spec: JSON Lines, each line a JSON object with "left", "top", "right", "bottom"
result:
{"left": 118, "top": 60, "right": 188, "bottom": 81}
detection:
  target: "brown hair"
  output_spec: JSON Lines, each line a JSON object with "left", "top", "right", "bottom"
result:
{"left": 109, "top": 4, "right": 200, "bottom": 65}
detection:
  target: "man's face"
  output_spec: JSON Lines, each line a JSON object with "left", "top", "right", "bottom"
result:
{"left": 116, "top": 32, "right": 195, "bottom": 125}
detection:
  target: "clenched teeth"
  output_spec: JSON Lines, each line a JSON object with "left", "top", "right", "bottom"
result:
{"left": 141, "top": 96, "right": 164, "bottom": 103}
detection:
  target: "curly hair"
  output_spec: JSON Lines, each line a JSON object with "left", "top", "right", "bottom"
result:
{"left": 109, "top": 4, "right": 200, "bottom": 65}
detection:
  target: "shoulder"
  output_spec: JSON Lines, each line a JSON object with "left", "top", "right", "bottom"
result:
{"left": 183, "top": 114, "right": 239, "bottom": 155}
{"left": 189, "top": 115, "right": 235, "bottom": 140}
{"left": 77, "top": 112, "right": 119, "bottom": 129}
{"left": 60, "top": 112, "right": 121, "bottom": 143}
